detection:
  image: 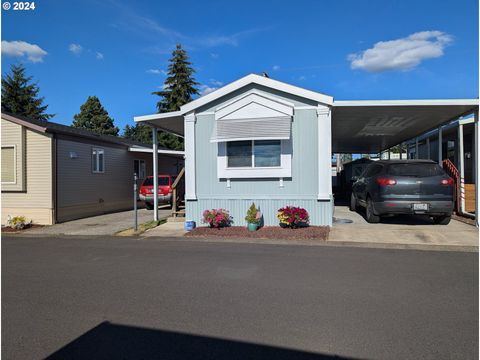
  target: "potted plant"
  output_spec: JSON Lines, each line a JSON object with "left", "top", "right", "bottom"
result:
{"left": 245, "top": 202, "right": 262, "bottom": 231}
{"left": 277, "top": 206, "right": 310, "bottom": 228}
{"left": 202, "top": 209, "right": 233, "bottom": 228}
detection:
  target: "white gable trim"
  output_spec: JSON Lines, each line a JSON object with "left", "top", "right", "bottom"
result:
{"left": 181, "top": 73, "right": 333, "bottom": 114}
{"left": 215, "top": 92, "right": 294, "bottom": 120}
{"left": 216, "top": 90, "right": 294, "bottom": 113}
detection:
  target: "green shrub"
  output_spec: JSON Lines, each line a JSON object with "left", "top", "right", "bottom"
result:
{"left": 8, "top": 216, "right": 31, "bottom": 230}
{"left": 245, "top": 202, "right": 262, "bottom": 224}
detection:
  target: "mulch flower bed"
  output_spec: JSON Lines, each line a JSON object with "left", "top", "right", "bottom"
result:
{"left": 1, "top": 224, "right": 43, "bottom": 233}
{"left": 185, "top": 226, "right": 329, "bottom": 240}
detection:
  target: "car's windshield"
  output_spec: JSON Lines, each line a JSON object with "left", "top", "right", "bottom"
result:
{"left": 387, "top": 163, "right": 444, "bottom": 177}
{"left": 142, "top": 177, "right": 170, "bottom": 186}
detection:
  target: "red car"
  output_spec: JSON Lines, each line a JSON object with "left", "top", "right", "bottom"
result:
{"left": 139, "top": 175, "right": 184, "bottom": 209}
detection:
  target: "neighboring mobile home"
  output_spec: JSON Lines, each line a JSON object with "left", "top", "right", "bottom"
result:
{"left": 1, "top": 113, "right": 184, "bottom": 225}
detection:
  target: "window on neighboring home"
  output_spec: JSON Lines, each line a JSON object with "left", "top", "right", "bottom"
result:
{"left": 226, "top": 140, "right": 281, "bottom": 168}
{"left": 134, "top": 159, "right": 146, "bottom": 179}
{"left": 1, "top": 146, "right": 16, "bottom": 183}
{"left": 92, "top": 148, "right": 105, "bottom": 173}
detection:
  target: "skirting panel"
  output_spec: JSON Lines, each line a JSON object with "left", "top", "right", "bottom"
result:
{"left": 186, "top": 197, "right": 333, "bottom": 226}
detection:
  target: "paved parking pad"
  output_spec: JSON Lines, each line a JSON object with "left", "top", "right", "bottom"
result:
{"left": 330, "top": 206, "right": 478, "bottom": 248}
{"left": 23, "top": 206, "right": 172, "bottom": 236}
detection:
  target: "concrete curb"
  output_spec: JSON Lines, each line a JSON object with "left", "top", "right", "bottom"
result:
{"left": 3, "top": 233, "right": 477, "bottom": 253}
{"left": 141, "top": 235, "right": 478, "bottom": 252}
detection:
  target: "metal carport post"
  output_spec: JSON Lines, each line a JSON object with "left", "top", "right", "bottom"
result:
{"left": 152, "top": 127, "right": 159, "bottom": 221}
{"left": 475, "top": 110, "right": 479, "bottom": 227}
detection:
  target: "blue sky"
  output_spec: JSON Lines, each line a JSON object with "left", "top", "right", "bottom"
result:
{"left": 2, "top": 0, "right": 478, "bottom": 132}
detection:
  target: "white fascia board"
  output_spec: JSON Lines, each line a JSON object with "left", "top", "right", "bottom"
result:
{"left": 128, "top": 147, "right": 185, "bottom": 156}
{"left": 334, "top": 99, "right": 480, "bottom": 107}
{"left": 134, "top": 110, "right": 183, "bottom": 122}
{"left": 181, "top": 74, "right": 333, "bottom": 114}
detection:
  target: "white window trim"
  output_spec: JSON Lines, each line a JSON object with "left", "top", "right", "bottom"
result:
{"left": 1, "top": 144, "right": 17, "bottom": 185}
{"left": 134, "top": 159, "right": 146, "bottom": 179}
{"left": 92, "top": 147, "right": 105, "bottom": 174}
{"left": 218, "top": 140, "right": 292, "bottom": 179}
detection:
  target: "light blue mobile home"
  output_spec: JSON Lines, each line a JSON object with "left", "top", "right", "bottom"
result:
{"left": 136, "top": 74, "right": 334, "bottom": 226}
{"left": 135, "top": 74, "right": 479, "bottom": 227}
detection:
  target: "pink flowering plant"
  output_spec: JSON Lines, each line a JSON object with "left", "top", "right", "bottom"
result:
{"left": 202, "top": 208, "right": 233, "bottom": 228}
{"left": 277, "top": 206, "right": 310, "bottom": 228}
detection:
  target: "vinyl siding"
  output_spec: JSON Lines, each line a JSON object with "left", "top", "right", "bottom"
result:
{"left": 195, "top": 109, "right": 319, "bottom": 198}
{"left": 56, "top": 137, "right": 183, "bottom": 222}
{"left": 1, "top": 119, "right": 53, "bottom": 225}
{"left": 186, "top": 198, "right": 333, "bottom": 226}
{"left": 189, "top": 86, "right": 333, "bottom": 226}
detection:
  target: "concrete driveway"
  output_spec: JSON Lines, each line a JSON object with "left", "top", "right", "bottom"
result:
{"left": 331, "top": 206, "right": 478, "bottom": 248}
{"left": 23, "top": 206, "right": 172, "bottom": 236}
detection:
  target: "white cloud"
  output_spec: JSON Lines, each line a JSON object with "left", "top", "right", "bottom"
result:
{"left": 298, "top": 75, "right": 306, "bottom": 80}
{"left": 273, "top": 65, "right": 280, "bottom": 71}
{"left": 68, "top": 43, "right": 83, "bottom": 55}
{"left": 1, "top": 40, "right": 47, "bottom": 63}
{"left": 109, "top": 1, "right": 263, "bottom": 50}
{"left": 146, "top": 69, "right": 168, "bottom": 75}
{"left": 199, "top": 84, "right": 218, "bottom": 96}
{"left": 348, "top": 31, "right": 453, "bottom": 73}
{"left": 96, "top": 52, "right": 104, "bottom": 60}
{"left": 210, "top": 53, "right": 219, "bottom": 59}
{"left": 209, "top": 79, "right": 223, "bottom": 87}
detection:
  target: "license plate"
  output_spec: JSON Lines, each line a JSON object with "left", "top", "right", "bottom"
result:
{"left": 413, "top": 203, "right": 428, "bottom": 211}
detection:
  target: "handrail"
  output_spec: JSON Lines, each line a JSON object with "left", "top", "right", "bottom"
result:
{"left": 442, "top": 159, "right": 460, "bottom": 214}
{"left": 172, "top": 167, "right": 185, "bottom": 189}
{"left": 171, "top": 167, "right": 185, "bottom": 217}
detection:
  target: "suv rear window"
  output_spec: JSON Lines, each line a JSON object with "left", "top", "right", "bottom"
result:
{"left": 142, "top": 177, "right": 170, "bottom": 186}
{"left": 387, "top": 163, "right": 444, "bottom": 177}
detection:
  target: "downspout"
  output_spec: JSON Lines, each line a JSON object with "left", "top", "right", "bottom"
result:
{"left": 52, "top": 133, "right": 57, "bottom": 224}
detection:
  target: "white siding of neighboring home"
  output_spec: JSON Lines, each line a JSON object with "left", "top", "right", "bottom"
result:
{"left": 1, "top": 118, "right": 54, "bottom": 225}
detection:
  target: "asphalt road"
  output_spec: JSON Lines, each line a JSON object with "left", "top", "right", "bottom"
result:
{"left": 2, "top": 236, "right": 478, "bottom": 360}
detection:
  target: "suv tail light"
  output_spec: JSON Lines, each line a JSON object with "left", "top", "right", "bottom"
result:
{"left": 376, "top": 178, "right": 397, "bottom": 186}
{"left": 441, "top": 178, "right": 454, "bottom": 186}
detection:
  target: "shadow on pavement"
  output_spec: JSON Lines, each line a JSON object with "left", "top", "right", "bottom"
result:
{"left": 45, "top": 321, "right": 358, "bottom": 360}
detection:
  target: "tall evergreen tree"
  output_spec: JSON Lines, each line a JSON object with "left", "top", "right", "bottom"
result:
{"left": 1, "top": 64, "right": 53, "bottom": 120}
{"left": 153, "top": 44, "right": 199, "bottom": 113}
{"left": 73, "top": 96, "right": 119, "bottom": 136}
{"left": 123, "top": 123, "right": 153, "bottom": 144}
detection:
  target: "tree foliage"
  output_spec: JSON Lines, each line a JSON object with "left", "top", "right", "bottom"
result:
{"left": 1, "top": 64, "right": 54, "bottom": 120}
{"left": 72, "top": 96, "right": 119, "bottom": 136}
{"left": 123, "top": 123, "right": 152, "bottom": 144}
{"left": 131, "top": 43, "right": 197, "bottom": 150}
{"left": 153, "top": 44, "right": 199, "bottom": 113}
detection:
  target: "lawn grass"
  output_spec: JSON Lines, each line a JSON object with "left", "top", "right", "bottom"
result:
{"left": 115, "top": 219, "right": 166, "bottom": 236}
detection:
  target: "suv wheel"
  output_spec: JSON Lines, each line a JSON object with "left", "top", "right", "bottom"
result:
{"left": 145, "top": 202, "right": 154, "bottom": 210}
{"left": 433, "top": 215, "right": 451, "bottom": 225}
{"left": 366, "top": 198, "right": 380, "bottom": 223}
{"left": 349, "top": 193, "right": 358, "bottom": 212}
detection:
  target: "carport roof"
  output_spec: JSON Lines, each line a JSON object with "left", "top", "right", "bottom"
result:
{"left": 332, "top": 99, "right": 478, "bottom": 153}
{"left": 133, "top": 75, "right": 478, "bottom": 154}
